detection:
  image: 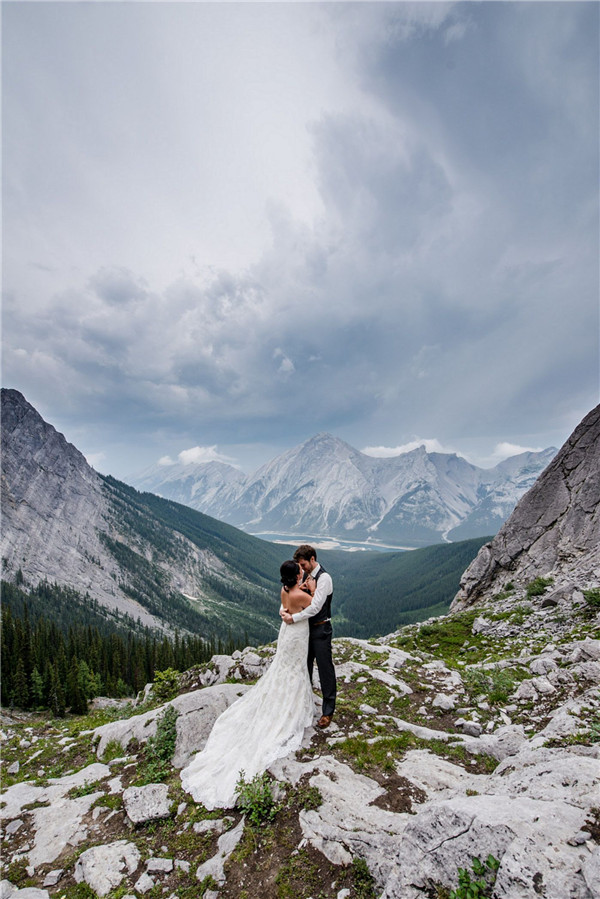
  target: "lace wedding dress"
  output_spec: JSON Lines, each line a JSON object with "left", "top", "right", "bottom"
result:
{"left": 180, "top": 619, "right": 314, "bottom": 809}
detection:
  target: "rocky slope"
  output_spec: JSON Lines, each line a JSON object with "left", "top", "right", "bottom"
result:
{"left": 131, "top": 433, "right": 556, "bottom": 549}
{"left": 1, "top": 585, "right": 599, "bottom": 898}
{"left": 453, "top": 403, "right": 600, "bottom": 611}
{"left": 0, "top": 389, "right": 280, "bottom": 642}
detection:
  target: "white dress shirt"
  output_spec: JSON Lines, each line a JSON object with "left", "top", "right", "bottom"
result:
{"left": 291, "top": 563, "right": 333, "bottom": 624}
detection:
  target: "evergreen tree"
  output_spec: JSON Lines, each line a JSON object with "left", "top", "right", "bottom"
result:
{"left": 48, "top": 664, "right": 66, "bottom": 717}
{"left": 30, "top": 666, "right": 44, "bottom": 708}
{"left": 14, "top": 658, "right": 30, "bottom": 709}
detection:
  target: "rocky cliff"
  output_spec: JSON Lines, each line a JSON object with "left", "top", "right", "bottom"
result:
{"left": 0, "top": 388, "right": 130, "bottom": 616}
{"left": 0, "top": 389, "right": 280, "bottom": 641}
{"left": 452, "top": 404, "right": 600, "bottom": 610}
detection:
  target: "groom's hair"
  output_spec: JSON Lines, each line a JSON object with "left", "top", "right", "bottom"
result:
{"left": 294, "top": 544, "right": 316, "bottom": 562}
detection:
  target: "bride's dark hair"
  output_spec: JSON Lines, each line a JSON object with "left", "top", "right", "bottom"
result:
{"left": 280, "top": 560, "right": 300, "bottom": 591}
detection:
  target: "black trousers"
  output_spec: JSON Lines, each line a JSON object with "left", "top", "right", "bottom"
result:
{"left": 307, "top": 622, "right": 336, "bottom": 717}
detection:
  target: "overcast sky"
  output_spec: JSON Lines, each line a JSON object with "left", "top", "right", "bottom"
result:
{"left": 3, "top": 1, "right": 598, "bottom": 478}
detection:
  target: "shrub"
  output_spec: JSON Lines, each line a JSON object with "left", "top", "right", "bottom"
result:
{"left": 235, "top": 770, "right": 278, "bottom": 827}
{"left": 138, "top": 704, "right": 179, "bottom": 784}
{"left": 526, "top": 577, "right": 554, "bottom": 597}
{"left": 449, "top": 855, "right": 500, "bottom": 898}
{"left": 352, "top": 857, "right": 377, "bottom": 899}
{"left": 152, "top": 668, "right": 181, "bottom": 701}
{"left": 462, "top": 666, "right": 515, "bottom": 704}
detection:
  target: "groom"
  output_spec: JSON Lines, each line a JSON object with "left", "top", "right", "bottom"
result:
{"left": 281, "top": 544, "right": 336, "bottom": 728}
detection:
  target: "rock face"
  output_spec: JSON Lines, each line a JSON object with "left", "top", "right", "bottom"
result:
{"left": 132, "top": 432, "right": 556, "bottom": 548}
{"left": 453, "top": 404, "right": 600, "bottom": 609}
{"left": 0, "top": 388, "right": 126, "bottom": 614}
{"left": 0, "top": 389, "right": 277, "bottom": 639}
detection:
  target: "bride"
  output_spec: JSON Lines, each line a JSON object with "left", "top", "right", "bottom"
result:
{"left": 180, "top": 560, "right": 315, "bottom": 809}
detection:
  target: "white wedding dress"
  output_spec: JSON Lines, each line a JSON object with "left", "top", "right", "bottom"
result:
{"left": 180, "top": 619, "right": 314, "bottom": 809}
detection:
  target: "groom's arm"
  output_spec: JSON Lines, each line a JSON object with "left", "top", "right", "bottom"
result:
{"left": 290, "top": 572, "right": 332, "bottom": 624}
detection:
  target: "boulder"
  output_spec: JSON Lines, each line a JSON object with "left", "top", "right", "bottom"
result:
{"left": 93, "top": 683, "right": 251, "bottom": 767}
{"left": 74, "top": 841, "right": 141, "bottom": 897}
{"left": 123, "top": 784, "right": 172, "bottom": 825}
{"left": 432, "top": 693, "right": 456, "bottom": 711}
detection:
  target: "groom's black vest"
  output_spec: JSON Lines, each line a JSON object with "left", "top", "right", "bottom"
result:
{"left": 309, "top": 564, "right": 333, "bottom": 628}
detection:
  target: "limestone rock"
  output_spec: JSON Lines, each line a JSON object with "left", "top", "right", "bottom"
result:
{"left": 122, "top": 783, "right": 171, "bottom": 824}
{"left": 4, "top": 891, "right": 49, "bottom": 899}
{"left": 529, "top": 656, "right": 558, "bottom": 675}
{"left": 74, "top": 840, "right": 141, "bottom": 897}
{"left": 146, "top": 857, "right": 173, "bottom": 874}
{"left": 94, "top": 683, "right": 251, "bottom": 766}
{"left": 453, "top": 404, "right": 600, "bottom": 609}
{"left": 0, "top": 389, "right": 162, "bottom": 629}
{"left": 195, "top": 818, "right": 245, "bottom": 885}
{"left": 432, "top": 693, "right": 456, "bottom": 711}
{"left": 133, "top": 873, "right": 154, "bottom": 894}
{"left": 41, "top": 871, "right": 63, "bottom": 888}
{"left": 582, "top": 847, "right": 600, "bottom": 897}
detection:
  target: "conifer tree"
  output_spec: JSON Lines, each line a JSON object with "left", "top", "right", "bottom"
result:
{"left": 14, "top": 658, "right": 30, "bottom": 709}
{"left": 30, "top": 666, "right": 44, "bottom": 708}
{"left": 48, "top": 663, "right": 66, "bottom": 717}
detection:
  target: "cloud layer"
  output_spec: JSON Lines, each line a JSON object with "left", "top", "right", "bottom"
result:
{"left": 3, "top": 2, "right": 598, "bottom": 477}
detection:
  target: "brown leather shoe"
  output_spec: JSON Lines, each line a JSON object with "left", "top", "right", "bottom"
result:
{"left": 317, "top": 715, "right": 332, "bottom": 729}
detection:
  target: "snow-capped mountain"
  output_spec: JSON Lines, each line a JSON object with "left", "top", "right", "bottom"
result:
{"left": 129, "top": 433, "right": 557, "bottom": 548}
{"left": 133, "top": 459, "right": 245, "bottom": 509}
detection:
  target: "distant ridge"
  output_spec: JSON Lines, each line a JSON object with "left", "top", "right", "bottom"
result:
{"left": 131, "top": 432, "right": 556, "bottom": 548}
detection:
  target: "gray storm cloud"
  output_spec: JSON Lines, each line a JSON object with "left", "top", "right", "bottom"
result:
{"left": 2, "top": 2, "right": 597, "bottom": 476}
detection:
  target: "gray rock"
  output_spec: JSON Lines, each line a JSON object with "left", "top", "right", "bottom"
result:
{"left": 573, "top": 660, "right": 600, "bottom": 683}
{"left": 531, "top": 675, "right": 556, "bottom": 695}
{"left": 432, "top": 693, "right": 456, "bottom": 711}
{"left": 74, "top": 841, "right": 141, "bottom": 897}
{"left": 582, "top": 847, "right": 600, "bottom": 897}
{"left": 570, "top": 637, "right": 600, "bottom": 662}
{"left": 94, "top": 683, "right": 251, "bottom": 767}
{"left": 7, "top": 762, "right": 19, "bottom": 775}
{"left": 529, "top": 657, "right": 558, "bottom": 675}
{"left": 133, "top": 873, "right": 155, "bottom": 894}
{"left": 460, "top": 721, "right": 483, "bottom": 737}
{"left": 514, "top": 679, "right": 538, "bottom": 700}
{"left": 193, "top": 818, "right": 228, "bottom": 835}
{"left": 195, "top": 817, "right": 245, "bottom": 885}
{"left": 41, "top": 871, "right": 63, "bottom": 888}
{"left": 472, "top": 616, "right": 492, "bottom": 635}
{"left": 146, "top": 857, "right": 173, "bottom": 873}
{"left": 5, "top": 891, "right": 49, "bottom": 899}
{"left": 0, "top": 883, "right": 16, "bottom": 899}
{"left": 123, "top": 783, "right": 172, "bottom": 824}
{"left": 175, "top": 860, "right": 191, "bottom": 874}
{"left": 5, "top": 820, "right": 23, "bottom": 835}
{"left": 453, "top": 404, "right": 600, "bottom": 609}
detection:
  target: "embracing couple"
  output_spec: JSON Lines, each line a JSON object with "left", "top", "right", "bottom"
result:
{"left": 280, "top": 544, "right": 337, "bottom": 729}
{"left": 180, "top": 544, "right": 337, "bottom": 810}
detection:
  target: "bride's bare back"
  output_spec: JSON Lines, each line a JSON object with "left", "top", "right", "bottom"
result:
{"left": 281, "top": 584, "right": 312, "bottom": 615}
